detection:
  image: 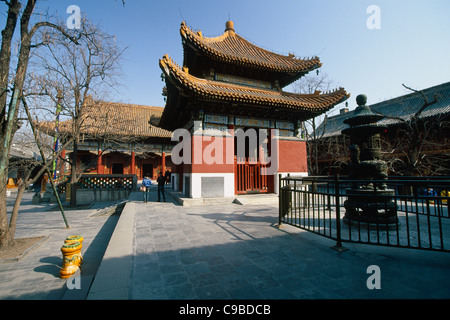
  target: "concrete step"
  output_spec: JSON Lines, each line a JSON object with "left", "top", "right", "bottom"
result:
{"left": 234, "top": 194, "right": 279, "bottom": 205}
{"left": 179, "top": 196, "right": 236, "bottom": 206}
{"left": 162, "top": 189, "right": 234, "bottom": 206}
{"left": 163, "top": 189, "right": 279, "bottom": 207}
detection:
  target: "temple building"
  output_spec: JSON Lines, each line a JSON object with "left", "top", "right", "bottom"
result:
{"left": 38, "top": 99, "right": 174, "bottom": 181}
{"left": 315, "top": 81, "right": 450, "bottom": 176}
{"left": 154, "top": 20, "right": 349, "bottom": 198}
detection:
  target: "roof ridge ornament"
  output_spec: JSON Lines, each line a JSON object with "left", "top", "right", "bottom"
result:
{"left": 225, "top": 20, "right": 234, "bottom": 32}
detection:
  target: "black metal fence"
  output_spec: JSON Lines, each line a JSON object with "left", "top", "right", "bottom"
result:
{"left": 279, "top": 175, "right": 450, "bottom": 252}
{"left": 57, "top": 174, "right": 138, "bottom": 193}
{"left": 77, "top": 174, "right": 137, "bottom": 190}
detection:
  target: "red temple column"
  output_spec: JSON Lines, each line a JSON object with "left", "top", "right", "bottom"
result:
{"left": 59, "top": 149, "right": 66, "bottom": 176}
{"left": 131, "top": 151, "right": 136, "bottom": 175}
{"left": 161, "top": 151, "right": 166, "bottom": 175}
{"left": 97, "top": 151, "right": 104, "bottom": 174}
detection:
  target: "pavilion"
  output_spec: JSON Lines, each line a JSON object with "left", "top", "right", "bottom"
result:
{"left": 154, "top": 20, "right": 349, "bottom": 198}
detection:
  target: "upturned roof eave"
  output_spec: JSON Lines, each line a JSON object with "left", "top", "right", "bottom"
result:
{"left": 160, "top": 54, "right": 348, "bottom": 110}
{"left": 179, "top": 21, "right": 322, "bottom": 78}
{"left": 158, "top": 54, "right": 349, "bottom": 130}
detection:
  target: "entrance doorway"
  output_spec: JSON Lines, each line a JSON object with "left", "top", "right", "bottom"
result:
{"left": 142, "top": 163, "right": 153, "bottom": 179}
{"left": 112, "top": 163, "right": 123, "bottom": 174}
{"left": 235, "top": 159, "right": 269, "bottom": 194}
{"left": 234, "top": 127, "right": 271, "bottom": 194}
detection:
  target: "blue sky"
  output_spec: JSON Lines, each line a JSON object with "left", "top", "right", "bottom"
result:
{"left": 3, "top": 0, "right": 450, "bottom": 115}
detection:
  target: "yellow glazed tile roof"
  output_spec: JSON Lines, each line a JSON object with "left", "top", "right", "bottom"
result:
{"left": 180, "top": 21, "right": 322, "bottom": 74}
{"left": 37, "top": 101, "right": 171, "bottom": 139}
{"left": 160, "top": 54, "right": 349, "bottom": 112}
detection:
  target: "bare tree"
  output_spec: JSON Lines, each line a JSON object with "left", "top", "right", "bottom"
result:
{"left": 293, "top": 72, "right": 338, "bottom": 175}
{"left": 28, "top": 16, "right": 126, "bottom": 205}
{"left": 0, "top": 0, "right": 79, "bottom": 250}
{"left": 378, "top": 84, "right": 446, "bottom": 176}
{"left": 322, "top": 132, "right": 351, "bottom": 175}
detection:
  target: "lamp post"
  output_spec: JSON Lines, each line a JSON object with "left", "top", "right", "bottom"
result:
{"left": 52, "top": 90, "right": 63, "bottom": 180}
{"left": 341, "top": 94, "right": 397, "bottom": 228}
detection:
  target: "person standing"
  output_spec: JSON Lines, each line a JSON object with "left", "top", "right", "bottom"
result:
{"left": 165, "top": 170, "right": 171, "bottom": 185}
{"left": 157, "top": 172, "right": 166, "bottom": 202}
{"left": 142, "top": 176, "right": 152, "bottom": 203}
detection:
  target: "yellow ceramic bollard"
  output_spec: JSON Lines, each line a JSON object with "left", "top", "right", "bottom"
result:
{"left": 60, "top": 236, "right": 84, "bottom": 279}
{"left": 6, "top": 178, "right": 16, "bottom": 188}
{"left": 65, "top": 235, "right": 84, "bottom": 246}
{"left": 64, "top": 235, "right": 83, "bottom": 264}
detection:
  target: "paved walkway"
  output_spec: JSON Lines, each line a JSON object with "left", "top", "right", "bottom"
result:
{"left": 1, "top": 186, "right": 450, "bottom": 301}
{"left": 0, "top": 190, "right": 122, "bottom": 300}
{"left": 88, "top": 186, "right": 450, "bottom": 300}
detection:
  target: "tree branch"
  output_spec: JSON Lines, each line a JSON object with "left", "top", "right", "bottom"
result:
{"left": 402, "top": 83, "right": 439, "bottom": 118}
{"left": 28, "top": 21, "right": 80, "bottom": 46}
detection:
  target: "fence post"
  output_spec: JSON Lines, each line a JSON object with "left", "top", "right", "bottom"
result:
{"left": 331, "top": 174, "right": 347, "bottom": 251}
{"left": 278, "top": 173, "right": 282, "bottom": 228}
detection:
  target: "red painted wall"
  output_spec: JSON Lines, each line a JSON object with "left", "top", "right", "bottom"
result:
{"left": 277, "top": 139, "right": 307, "bottom": 173}
{"left": 191, "top": 135, "right": 234, "bottom": 173}
{"left": 171, "top": 133, "right": 307, "bottom": 175}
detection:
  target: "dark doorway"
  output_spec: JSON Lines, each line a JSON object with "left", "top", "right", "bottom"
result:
{"left": 234, "top": 127, "right": 270, "bottom": 194}
{"left": 112, "top": 163, "right": 124, "bottom": 174}
{"left": 142, "top": 163, "right": 153, "bottom": 179}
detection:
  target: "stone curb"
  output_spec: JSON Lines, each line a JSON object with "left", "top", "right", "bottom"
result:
{"left": 86, "top": 202, "right": 135, "bottom": 299}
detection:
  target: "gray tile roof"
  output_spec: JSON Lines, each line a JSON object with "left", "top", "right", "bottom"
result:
{"left": 318, "top": 82, "right": 450, "bottom": 138}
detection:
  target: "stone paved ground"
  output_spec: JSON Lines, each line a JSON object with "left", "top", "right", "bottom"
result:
{"left": 128, "top": 187, "right": 450, "bottom": 300}
{"left": 2, "top": 187, "right": 450, "bottom": 302}
{"left": 0, "top": 191, "right": 121, "bottom": 300}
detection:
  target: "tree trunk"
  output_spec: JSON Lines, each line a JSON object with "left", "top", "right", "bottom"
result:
{"left": 0, "top": 185, "right": 26, "bottom": 250}
{"left": 8, "top": 184, "right": 26, "bottom": 242}
{"left": 0, "top": 0, "right": 20, "bottom": 124}
{"left": 0, "top": 229, "right": 14, "bottom": 250}
{"left": 70, "top": 140, "right": 78, "bottom": 206}
{"left": 0, "top": 0, "right": 20, "bottom": 251}
{"left": 0, "top": 186, "right": 13, "bottom": 250}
